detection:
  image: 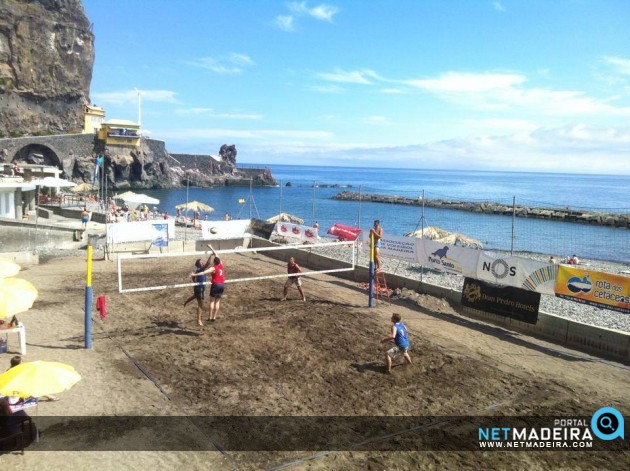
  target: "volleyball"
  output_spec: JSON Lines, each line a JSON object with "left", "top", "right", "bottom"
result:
{"left": 210, "top": 227, "right": 219, "bottom": 234}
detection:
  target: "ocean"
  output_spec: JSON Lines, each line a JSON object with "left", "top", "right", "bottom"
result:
{"left": 141, "top": 165, "right": 630, "bottom": 264}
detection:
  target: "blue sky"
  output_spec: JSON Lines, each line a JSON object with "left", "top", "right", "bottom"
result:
{"left": 83, "top": 0, "right": 630, "bottom": 174}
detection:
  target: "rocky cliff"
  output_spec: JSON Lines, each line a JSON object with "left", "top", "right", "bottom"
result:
{"left": 0, "top": 0, "right": 94, "bottom": 137}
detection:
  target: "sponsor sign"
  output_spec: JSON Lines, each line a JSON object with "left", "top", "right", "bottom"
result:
{"left": 416, "top": 239, "right": 480, "bottom": 276}
{"left": 462, "top": 277, "right": 540, "bottom": 324}
{"left": 555, "top": 266, "right": 629, "bottom": 313}
{"left": 476, "top": 252, "right": 557, "bottom": 295}
{"left": 361, "top": 233, "right": 417, "bottom": 262}
{"left": 106, "top": 219, "right": 176, "bottom": 245}
{"left": 151, "top": 223, "right": 168, "bottom": 247}
{"left": 201, "top": 219, "right": 252, "bottom": 240}
{"left": 273, "top": 222, "right": 319, "bottom": 243}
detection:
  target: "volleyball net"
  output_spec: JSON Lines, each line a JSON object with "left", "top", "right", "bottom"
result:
{"left": 116, "top": 240, "right": 358, "bottom": 294}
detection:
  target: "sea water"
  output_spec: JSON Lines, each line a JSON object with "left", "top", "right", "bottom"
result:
{"left": 141, "top": 166, "right": 630, "bottom": 263}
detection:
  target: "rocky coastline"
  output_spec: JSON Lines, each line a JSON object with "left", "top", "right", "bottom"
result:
{"left": 333, "top": 191, "right": 629, "bottom": 228}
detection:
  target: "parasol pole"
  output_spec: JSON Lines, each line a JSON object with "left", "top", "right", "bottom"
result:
{"left": 279, "top": 179, "right": 283, "bottom": 213}
{"left": 85, "top": 245, "right": 93, "bottom": 348}
{"left": 311, "top": 181, "right": 316, "bottom": 225}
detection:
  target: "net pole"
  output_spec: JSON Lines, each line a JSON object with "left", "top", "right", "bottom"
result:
{"left": 369, "top": 231, "right": 375, "bottom": 307}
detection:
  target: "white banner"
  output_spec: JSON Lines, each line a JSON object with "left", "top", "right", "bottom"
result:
{"left": 476, "top": 252, "right": 557, "bottom": 295}
{"left": 201, "top": 219, "right": 252, "bottom": 240}
{"left": 273, "top": 222, "right": 319, "bottom": 243}
{"left": 361, "top": 233, "right": 417, "bottom": 262}
{"left": 415, "top": 239, "right": 480, "bottom": 276}
{"left": 106, "top": 219, "right": 176, "bottom": 244}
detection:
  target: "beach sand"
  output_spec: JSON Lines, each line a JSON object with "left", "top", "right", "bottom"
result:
{"left": 2, "top": 250, "right": 628, "bottom": 469}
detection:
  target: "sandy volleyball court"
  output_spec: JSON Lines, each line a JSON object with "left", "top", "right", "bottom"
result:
{"left": 2, "top": 249, "right": 628, "bottom": 470}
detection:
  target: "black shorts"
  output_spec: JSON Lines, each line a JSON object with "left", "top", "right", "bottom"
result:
{"left": 194, "top": 286, "right": 205, "bottom": 301}
{"left": 210, "top": 283, "right": 224, "bottom": 299}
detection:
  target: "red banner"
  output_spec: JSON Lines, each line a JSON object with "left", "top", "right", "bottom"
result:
{"left": 327, "top": 223, "right": 362, "bottom": 241}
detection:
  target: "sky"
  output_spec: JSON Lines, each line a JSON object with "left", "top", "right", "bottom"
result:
{"left": 83, "top": 0, "right": 630, "bottom": 174}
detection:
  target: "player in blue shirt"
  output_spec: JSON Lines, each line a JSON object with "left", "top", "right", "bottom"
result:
{"left": 184, "top": 247, "right": 215, "bottom": 326}
{"left": 381, "top": 313, "right": 412, "bottom": 374}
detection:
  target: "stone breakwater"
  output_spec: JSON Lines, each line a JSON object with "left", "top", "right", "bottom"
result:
{"left": 333, "top": 191, "right": 630, "bottom": 228}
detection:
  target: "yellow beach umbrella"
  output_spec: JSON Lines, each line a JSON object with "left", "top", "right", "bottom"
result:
{"left": 0, "top": 277, "right": 38, "bottom": 319}
{"left": 0, "top": 361, "right": 81, "bottom": 398}
{"left": 0, "top": 259, "right": 21, "bottom": 278}
{"left": 175, "top": 201, "right": 214, "bottom": 212}
{"left": 266, "top": 212, "right": 304, "bottom": 224}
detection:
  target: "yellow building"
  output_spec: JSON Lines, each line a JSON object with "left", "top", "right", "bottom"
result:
{"left": 83, "top": 104, "right": 105, "bottom": 134}
{"left": 97, "top": 119, "right": 141, "bottom": 147}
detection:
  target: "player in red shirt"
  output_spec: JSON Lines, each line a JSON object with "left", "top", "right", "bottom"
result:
{"left": 282, "top": 257, "right": 306, "bottom": 302}
{"left": 191, "top": 244, "right": 225, "bottom": 323}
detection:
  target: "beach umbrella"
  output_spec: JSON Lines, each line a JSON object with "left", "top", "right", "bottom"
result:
{"left": 435, "top": 232, "right": 483, "bottom": 248}
{"left": 0, "top": 259, "right": 21, "bottom": 279}
{"left": 175, "top": 201, "right": 214, "bottom": 212}
{"left": 70, "top": 182, "right": 98, "bottom": 193}
{"left": 0, "top": 278, "right": 38, "bottom": 319}
{"left": 122, "top": 193, "right": 160, "bottom": 205}
{"left": 0, "top": 361, "right": 81, "bottom": 398}
{"left": 114, "top": 190, "right": 138, "bottom": 200}
{"left": 404, "top": 226, "right": 450, "bottom": 240}
{"left": 30, "top": 177, "right": 76, "bottom": 188}
{"left": 266, "top": 212, "right": 304, "bottom": 224}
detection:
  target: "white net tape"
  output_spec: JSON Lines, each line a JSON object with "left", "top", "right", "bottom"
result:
{"left": 117, "top": 240, "right": 357, "bottom": 293}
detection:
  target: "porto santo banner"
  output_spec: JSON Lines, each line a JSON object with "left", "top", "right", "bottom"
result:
{"left": 462, "top": 277, "right": 540, "bottom": 325}
{"left": 107, "top": 219, "right": 176, "bottom": 245}
{"left": 201, "top": 219, "right": 252, "bottom": 240}
{"left": 273, "top": 222, "right": 319, "bottom": 244}
{"left": 151, "top": 223, "right": 168, "bottom": 247}
{"left": 416, "top": 239, "right": 479, "bottom": 276}
{"left": 361, "top": 233, "right": 416, "bottom": 262}
{"left": 476, "top": 252, "right": 557, "bottom": 296}
{"left": 555, "top": 266, "right": 630, "bottom": 313}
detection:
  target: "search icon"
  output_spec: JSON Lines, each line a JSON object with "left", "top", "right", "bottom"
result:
{"left": 599, "top": 416, "right": 614, "bottom": 430}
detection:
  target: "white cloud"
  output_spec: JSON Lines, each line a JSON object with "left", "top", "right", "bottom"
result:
{"left": 317, "top": 68, "right": 382, "bottom": 84}
{"left": 309, "top": 84, "right": 344, "bottom": 93}
{"left": 603, "top": 56, "right": 630, "bottom": 76}
{"left": 275, "top": 15, "right": 295, "bottom": 32}
{"left": 92, "top": 89, "right": 177, "bottom": 105}
{"left": 288, "top": 2, "right": 339, "bottom": 21}
{"left": 463, "top": 118, "right": 539, "bottom": 133}
{"left": 217, "top": 113, "right": 263, "bottom": 120}
{"left": 363, "top": 115, "right": 392, "bottom": 124}
{"left": 380, "top": 87, "right": 406, "bottom": 94}
{"left": 175, "top": 107, "right": 214, "bottom": 115}
{"left": 405, "top": 71, "right": 630, "bottom": 116}
{"left": 189, "top": 53, "right": 255, "bottom": 75}
{"left": 160, "top": 128, "right": 333, "bottom": 141}
{"left": 492, "top": 1, "right": 506, "bottom": 12}
{"left": 405, "top": 72, "right": 526, "bottom": 93}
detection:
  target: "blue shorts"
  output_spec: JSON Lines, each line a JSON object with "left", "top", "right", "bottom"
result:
{"left": 374, "top": 241, "right": 382, "bottom": 248}
{"left": 210, "top": 283, "right": 224, "bottom": 298}
{"left": 82, "top": 217, "right": 89, "bottom": 223}
{"left": 194, "top": 286, "right": 205, "bottom": 301}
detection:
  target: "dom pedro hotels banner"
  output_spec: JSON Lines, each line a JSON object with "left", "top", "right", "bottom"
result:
{"left": 555, "top": 266, "right": 630, "bottom": 313}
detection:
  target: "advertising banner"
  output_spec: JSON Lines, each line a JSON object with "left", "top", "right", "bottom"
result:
{"left": 361, "top": 233, "right": 417, "bottom": 262}
{"left": 462, "top": 277, "right": 540, "bottom": 324}
{"left": 416, "top": 239, "right": 480, "bottom": 276}
{"left": 555, "top": 266, "right": 630, "bottom": 313}
{"left": 106, "top": 219, "right": 176, "bottom": 244}
{"left": 151, "top": 223, "right": 169, "bottom": 247}
{"left": 476, "top": 252, "right": 557, "bottom": 295}
{"left": 273, "top": 222, "right": 319, "bottom": 243}
{"left": 201, "top": 219, "right": 252, "bottom": 240}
